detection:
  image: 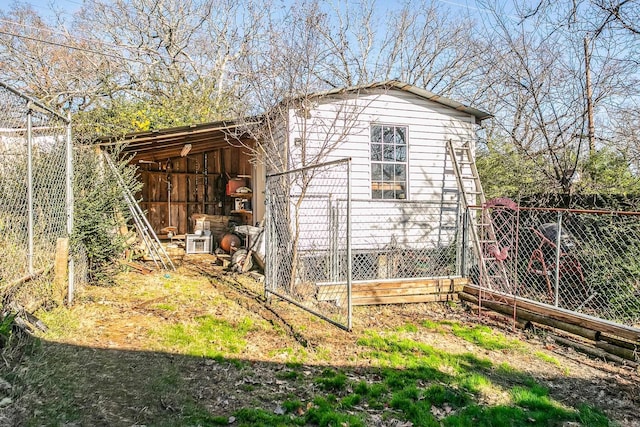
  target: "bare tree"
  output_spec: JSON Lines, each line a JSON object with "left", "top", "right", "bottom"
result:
{"left": 298, "top": 0, "right": 482, "bottom": 100}
{"left": 0, "top": 0, "right": 258, "bottom": 131}
{"left": 0, "top": 3, "right": 113, "bottom": 110}
{"left": 473, "top": 0, "right": 640, "bottom": 194}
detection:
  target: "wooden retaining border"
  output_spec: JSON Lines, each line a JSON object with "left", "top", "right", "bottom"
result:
{"left": 317, "top": 277, "right": 467, "bottom": 306}
{"left": 460, "top": 284, "right": 640, "bottom": 365}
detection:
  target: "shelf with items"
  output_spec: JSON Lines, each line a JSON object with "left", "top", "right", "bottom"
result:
{"left": 229, "top": 192, "right": 253, "bottom": 199}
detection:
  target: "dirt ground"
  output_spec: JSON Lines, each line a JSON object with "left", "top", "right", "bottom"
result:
{"left": 2, "top": 254, "right": 639, "bottom": 426}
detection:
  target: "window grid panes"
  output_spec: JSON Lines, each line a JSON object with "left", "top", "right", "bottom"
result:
{"left": 371, "top": 124, "right": 407, "bottom": 199}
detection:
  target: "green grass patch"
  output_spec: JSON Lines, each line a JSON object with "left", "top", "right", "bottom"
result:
{"left": 234, "top": 407, "right": 305, "bottom": 426}
{"left": 179, "top": 402, "right": 229, "bottom": 426}
{"left": 234, "top": 396, "right": 367, "bottom": 427}
{"left": 395, "top": 323, "right": 419, "bottom": 333}
{"left": 269, "top": 347, "right": 308, "bottom": 364}
{"left": 351, "top": 330, "right": 611, "bottom": 426}
{"left": 353, "top": 380, "right": 388, "bottom": 409}
{"left": 536, "top": 350, "right": 571, "bottom": 375}
{"left": 340, "top": 393, "right": 362, "bottom": 408}
{"left": 277, "top": 370, "right": 301, "bottom": 380}
{"left": 150, "top": 368, "right": 181, "bottom": 393}
{"left": 306, "top": 396, "right": 366, "bottom": 427}
{"left": 314, "top": 368, "right": 347, "bottom": 392}
{"left": 457, "top": 372, "right": 492, "bottom": 394}
{"left": 450, "top": 323, "right": 524, "bottom": 351}
{"left": 152, "top": 302, "right": 176, "bottom": 312}
{"left": 441, "top": 383, "right": 611, "bottom": 427}
{"left": 421, "top": 319, "right": 444, "bottom": 331}
{"left": 153, "top": 315, "right": 253, "bottom": 358}
{"left": 577, "top": 404, "right": 612, "bottom": 426}
{"left": 35, "top": 306, "right": 82, "bottom": 339}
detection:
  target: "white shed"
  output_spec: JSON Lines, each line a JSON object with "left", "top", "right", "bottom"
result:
{"left": 263, "top": 81, "right": 491, "bottom": 297}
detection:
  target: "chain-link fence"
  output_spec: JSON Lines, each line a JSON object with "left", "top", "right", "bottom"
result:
{"left": 468, "top": 203, "right": 640, "bottom": 329}
{"left": 0, "top": 82, "right": 78, "bottom": 307}
{"left": 265, "top": 159, "right": 352, "bottom": 329}
{"left": 265, "top": 158, "right": 466, "bottom": 330}
{"left": 350, "top": 199, "right": 462, "bottom": 281}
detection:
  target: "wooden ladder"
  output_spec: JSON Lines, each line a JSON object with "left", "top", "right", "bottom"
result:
{"left": 446, "top": 140, "right": 509, "bottom": 291}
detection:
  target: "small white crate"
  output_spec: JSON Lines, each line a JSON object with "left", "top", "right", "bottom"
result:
{"left": 186, "top": 234, "right": 213, "bottom": 254}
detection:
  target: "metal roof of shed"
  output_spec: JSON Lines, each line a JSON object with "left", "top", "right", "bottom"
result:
{"left": 99, "top": 120, "right": 255, "bottom": 162}
{"left": 305, "top": 80, "right": 493, "bottom": 124}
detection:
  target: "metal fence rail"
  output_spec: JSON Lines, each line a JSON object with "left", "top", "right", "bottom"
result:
{"left": 265, "top": 159, "right": 352, "bottom": 329}
{"left": 0, "top": 82, "right": 79, "bottom": 305}
{"left": 469, "top": 203, "right": 640, "bottom": 329}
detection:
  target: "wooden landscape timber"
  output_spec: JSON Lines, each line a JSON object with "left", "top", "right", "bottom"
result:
{"left": 120, "top": 261, "right": 154, "bottom": 275}
{"left": 460, "top": 285, "right": 640, "bottom": 365}
{"left": 551, "top": 334, "right": 637, "bottom": 368}
{"left": 317, "top": 277, "right": 467, "bottom": 306}
{"left": 1, "top": 266, "right": 51, "bottom": 311}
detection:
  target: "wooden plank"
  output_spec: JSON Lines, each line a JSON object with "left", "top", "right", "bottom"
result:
{"left": 353, "top": 286, "right": 462, "bottom": 298}
{"left": 463, "top": 284, "right": 640, "bottom": 343}
{"left": 353, "top": 293, "right": 458, "bottom": 306}
{"left": 354, "top": 281, "right": 464, "bottom": 296}
{"left": 316, "top": 278, "right": 466, "bottom": 303}
{"left": 351, "top": 278, "right": 468, "bottom": 291}
{"left": 552, "top": 334, "right": 637, "bottom": 366}
{"left": 317, "top": 286, "right": 450, "bottom": 300}
{"left": 53, "top": 237, "right": 69, "bottom": 306}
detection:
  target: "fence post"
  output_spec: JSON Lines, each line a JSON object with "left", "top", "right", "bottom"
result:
{"left": 346, "top": 158, "right": 352, "bottom": 331}
{"left": 66, "top": 112, "right": 74, "bottom": 304}
{"left": 554, "top": 211, "right": 563, "bottom": 307}
{"left": 26, "top": 104, "right": 34, "bottom": 275}
{"left": 264, "top": 181, "right": 272, "bottom": 298}
{"left": 460, "top": 206, "right": 469, "bottom": 277}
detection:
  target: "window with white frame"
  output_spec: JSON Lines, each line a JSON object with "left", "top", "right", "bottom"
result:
{"left": 370, "top": 124, "right": 407, "bottom": 199}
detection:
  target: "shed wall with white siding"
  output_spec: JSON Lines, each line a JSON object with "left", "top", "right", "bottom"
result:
{"left": 286, "top": 89, "right": 475, "bottom": 199}
{"left": 277, "top": 88, "right": 478, "bottom": 253}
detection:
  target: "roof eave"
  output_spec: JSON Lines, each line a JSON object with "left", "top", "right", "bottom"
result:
{"left": 306, "top": 80, "right": 493, "bottom": 124}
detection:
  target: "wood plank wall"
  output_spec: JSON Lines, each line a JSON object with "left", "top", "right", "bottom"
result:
{"left": 137, "top": 146, "right": 253, "bottom": 236}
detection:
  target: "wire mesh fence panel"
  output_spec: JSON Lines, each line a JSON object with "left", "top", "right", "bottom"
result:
{"left": 350, "top": 199, "right": 462, "bottom": 281}
{"left": 469, "top": 203, "right": 640, "bottom": 329}
{"left": 265, "top": 157, "right": 469, "bottom": 329}
{"left": 0, "top": 82, "right": 75, "bottom": 305}
{"left": 265, "top": 159, "right": 351, "bottom": 329}
{"left": 468, "top": 202, "right": 520, "bottom": 296}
